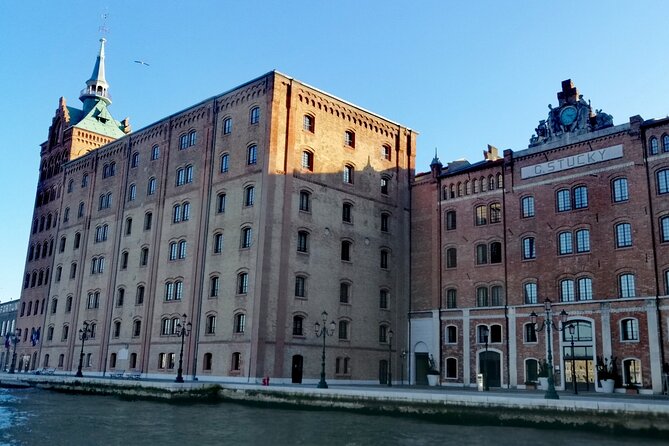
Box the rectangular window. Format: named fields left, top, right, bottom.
left=489, top=203, right=501, bottom=223
left=576, top=229, right=590, bottom=253
left=521, top=196, right=535, bottom=218
left=476, top=244, right=487, bottom=265
left=445, top=211, right=456, bottom=230
left=524, top=283, right=537, bottom=304
left=657, top=170, right=669, bottom=194
left=558, top=232, right=573, bottom=255
left=522, top=237, right=536, bottom=260
left=475, top=205, right=487, bottom=225
left=525, top=324, right=537, bottom=343
left=660, top=216, right=669, bottom=243
left=446, top=289, right=457, bottom=308
left=621, top=319, right=639, bottom=341
left=616, top=223, right=632, bottom=248
left=557, top=189, right=571, bottom=212
left=612, top=178, right=629, bottom=202
left=619, top=274, right=636, bottom=298
left=560, top=279, right=575, bottom=302
left=578, top=277, right=593, bottom=300
left=573, top=186, right=588, bottom=209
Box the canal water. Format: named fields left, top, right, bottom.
left=0, top=388, right=664, bottom=446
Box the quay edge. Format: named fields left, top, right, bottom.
left=2, top=375, right=667, bottom=438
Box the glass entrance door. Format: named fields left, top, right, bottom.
left=563, top=320, right=594, bottom=392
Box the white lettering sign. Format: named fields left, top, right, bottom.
left=521, top=145, right=623, bottom=179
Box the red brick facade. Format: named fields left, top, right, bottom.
left=410, top=82, right=669, bottom=393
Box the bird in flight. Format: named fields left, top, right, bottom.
left=134, top=60, right=150, bottom=66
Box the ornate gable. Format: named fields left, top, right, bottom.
left=529, top=79, right=613, bottom=147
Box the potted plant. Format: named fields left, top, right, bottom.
left=427, top=354, right=440, bottom=386
left=537, top=359, right=550, bottom=390
left=596, top=355, right=619, bottom=393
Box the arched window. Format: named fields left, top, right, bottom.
left=297, top=230, right=309, bottom=253
left=234, top=313, right=246, bottom=333
left=220, top=153, right=229, bottom=173
left=649, top=136, right=659, bottom=155
left=303, top=114, right=315, bottom=133
left=244, top=185, right=255, bottom=206
left=295, top=275, right=306, bottom=298
left=621, top=318, right=639, bottom=341
left=206, top=314, right=216, bottom=334
left=292, top=315, right=304, bottom=336
left=446, top=248, right=457, bottom=268
left=339, top=282, right=350, bottom=304
left=344, top=130, right=355, bottom=148
left=250, top=106, right=260, bottom=124
left=476, top=287, right=488, bottom=307
left=223, top=118, right=232, bottom=135
left=203, top=353, right=213, bottom=371
left=237, top=272, right=249, bottom=294
left=241, top=227, right=252, bottom=248
left=231, top=352, right=241, bottom=371
left=247, top=145, right=258, bottom=165
left=131, top=152, right=139, bottom=168
left=343, top=164, right=354, bottom=184
left=151, top=145, right=160, bottom=160
left=338, top=320, right=349, bottom=340
left=217, top=192, right=226, bottom=213
left=301, top=150, right=314, bottom=171
left=341, top=240, right=352, bottom=261
left=299, top=191, right=311, bottom=212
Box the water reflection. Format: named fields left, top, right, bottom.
left=0, top=388, right=663, bottom=446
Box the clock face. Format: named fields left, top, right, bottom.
left=560, top=106, right=578, bottom=125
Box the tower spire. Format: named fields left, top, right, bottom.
left=79, top=38, right=111, bottom=109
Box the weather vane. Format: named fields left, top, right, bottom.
left=99, top=8, right=109, bottom=36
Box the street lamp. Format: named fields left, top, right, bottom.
left=530, top=299, right=568, bottom=400
left=400, top=349, right=407, bottom=386
left=314, top=310, right=336, bottom=389
left=175, top=314, right=192, bottom=383
left=76, top=322, right=93, bottom=378
left=8, top=330, right=20, bottom=374
left=481, top=326, right=489, bottom=391
left=387, top=329, right=394, bottom=387
left=568, top=323, right=577, bottom=395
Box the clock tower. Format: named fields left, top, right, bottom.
left=529, top=79, right=613, bottom=147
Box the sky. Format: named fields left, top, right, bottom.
left=1, top=0, right=669, bottom=301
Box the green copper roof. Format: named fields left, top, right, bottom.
left=72, top=101, right=126, bottom=138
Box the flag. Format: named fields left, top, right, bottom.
left=4, top=333, right=8, bottom=349
left=30, top=328, right=37, bottom=346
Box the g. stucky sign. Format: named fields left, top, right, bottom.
left=521, top=144, right=623, bottom=179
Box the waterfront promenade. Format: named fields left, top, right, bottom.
left=1, top=371, right=668, bottom=436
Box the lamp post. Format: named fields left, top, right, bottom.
left=568, top=323, right=577, bottom=395
left=314, top=310, right=336, bottom=389
left=400, top=349, right=407, bottom=386
left=8, top=330, right=20, bottom=374
left=530, top=299, right=568, bottom=400
left=76, top=322, right=92, bottom=378
left=387, top=329, right=394, bottom=387
left=175, top=314, right=192, bottom=383
left=481, top=326, right=490, bottom=391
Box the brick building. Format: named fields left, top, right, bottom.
left=16, top=39, right=415, bottom=383
left=411, top=80, right=669, bottom=393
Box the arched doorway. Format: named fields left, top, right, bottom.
left=563, top=320, right=595, bottom=392
left=291, top=355, right=303, bottom=384
left=479, top=350, right=501, bottom=388
left=379, top=360, right=388, bottom=384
